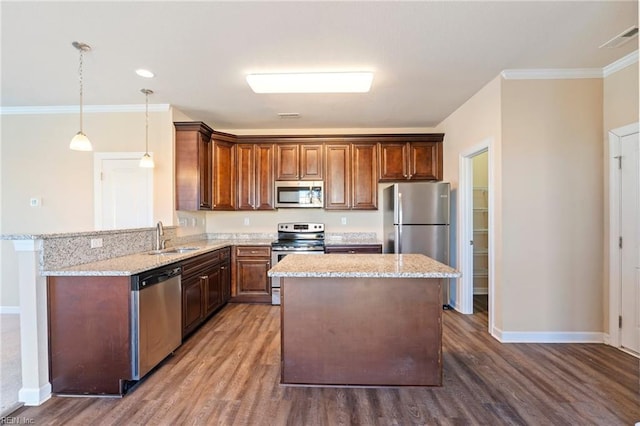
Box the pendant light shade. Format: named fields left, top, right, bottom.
left=70, top=41, right=93, bottom=151
left=139, top=89, right=155, bottom=168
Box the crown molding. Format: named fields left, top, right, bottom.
left=0, top=104, right=171, bottom=115
left=501, top=68, right=603, bottom=80
left=603, top=50, right=639, bottom=77
left=501, top=50, right=639, bottom=80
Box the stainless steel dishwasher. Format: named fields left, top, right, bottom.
left=131, top=265, right=182, bottom=380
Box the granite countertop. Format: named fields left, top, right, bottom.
left=323, top=232, right=382, bottom=246
left=268, top=253, right=461, bottom=279
left=44, top=238, right=273, bottom=277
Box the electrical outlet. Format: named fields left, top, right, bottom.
left=341, top=217, right=347, bottom=225
left=90, top=238, right=103, bottom=248
left=29, top=197, right=41, bottom=207
left=244, top=217, right=250, bottom=226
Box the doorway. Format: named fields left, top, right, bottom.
left=608, top=122, right=639, bottom=357
left=94, top=153, right=154, bottom=230
left=458, top=139, right=495, bottom=334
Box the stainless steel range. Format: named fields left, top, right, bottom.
left=271, top=222, right=325, bottom=305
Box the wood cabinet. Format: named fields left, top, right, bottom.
left=48, top=275, right=133, bottom=395
left=175, top=122, right=214, bottom=210
left=231, top=246, right=271, bottom=303
left=237, top=143, right=275, bottom=210
left=181, top=247, right=231, bottom=337
left=276, top=143, right=323, bottom=180
left=324, top=244, right=382, bottom=254
left=379, top=139, right=443, bottom=181
left=212, top=132, right=236, bottom=210
left=324, top=142, right=378, bottom=210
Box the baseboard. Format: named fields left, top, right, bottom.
left=0, top=306, right=20, bottom=314
left=19, top=383, right=51, bottom=406
left=492, top=327, right=605, bottom=343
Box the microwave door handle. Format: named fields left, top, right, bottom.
left=398, top=192, right=403, bottom=254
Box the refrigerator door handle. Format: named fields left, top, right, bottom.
left=398, top=192, right=403, bottom=253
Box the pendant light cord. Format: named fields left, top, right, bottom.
left=78, top=48, right=84, bottom=133
left=145, top=90, right=149, bottom=154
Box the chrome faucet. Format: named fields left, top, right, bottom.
left=155, top=221, right=166, bottom=250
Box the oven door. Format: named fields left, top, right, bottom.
left=270, top=250, right=324, bottom=305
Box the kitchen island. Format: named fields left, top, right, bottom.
left=268, top=253, right=460, bottom=387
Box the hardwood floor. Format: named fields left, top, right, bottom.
left=9, top=299, right=640, bottom=425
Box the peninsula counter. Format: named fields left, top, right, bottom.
left=268, top=253, right=460, bottom=387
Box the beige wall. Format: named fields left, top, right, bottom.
left=501, top=78, right=604, bottom=332
left=436, top=76, right=503, bottom=326
left=0, top=108, right=175, bottom=307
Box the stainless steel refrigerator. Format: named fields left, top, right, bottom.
left=383, top=182, right=451, bottom=308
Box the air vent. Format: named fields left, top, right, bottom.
left=599, top=25, right=639, bottom=49
left=277, top=112, right=300, bottom=119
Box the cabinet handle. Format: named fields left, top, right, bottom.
left=348, top=250, right=356, bottom=254
left=200, top=275, right=208, bottom=280
left=220, top=266, right=226, bottom=270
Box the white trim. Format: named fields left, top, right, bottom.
left=0, top=306, right=20, bottom=314
left=457, top=138, right=495, bottom=336
left=0, top=104, right=170, bottom=115
left=93, top=152, right=154, bottom=230
left=12, top=239, right=42, bottom=252
left=493, top=328, right=605, bottom=344
left=607, top=122, right=639, bottom=352
left=603, top=50, right=639, bottom=77
left=501, top=68, right=602, bottom=80
left=18, top=383, right=51, bottom=406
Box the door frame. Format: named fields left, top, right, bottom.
left=607, top=122, right=639, bottom=351
left=458, top=138, right=495, bottom=331
left=93, top=152, right=153, bottom=229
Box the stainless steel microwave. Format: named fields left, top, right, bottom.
left=274, top=181, right=323, bottom=208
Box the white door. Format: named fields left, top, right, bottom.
left=94, top=153, right=153, bottom=229
left=620, top=131, right=640, bottom=354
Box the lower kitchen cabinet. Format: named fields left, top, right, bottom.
left=181, top=247, right=231, bottom=338
left=325, top=244, right=382, bottom=254
left=231, top=246, right=272, bottom=303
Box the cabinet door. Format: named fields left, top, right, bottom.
left=255, top=144, right=275, bottom=210
left=204, top=268, right=222, bottom=316
left=300, top=144, right=323, bottom=180
left=236, top=144, right=255, bottom=210
left=409, top=142, right=442, bottom=181
left=379, top=143, right=408, bottom=181
left=213, top=139, right=236, bottom=210
left=276, top=144, right=299, bottom=180
left=220, top=260, right=231, bottom=303
left=351, top=143, right=378, bottom=210
left=183, top=277, right=204, bottom=337
left=325, top=144, right=351, bottom=210
left=236, top=258, right=271, bottom=302
left=175, top=122, right=213, bottom=211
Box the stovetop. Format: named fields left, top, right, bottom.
left=271, top=222, right=325, bottom=252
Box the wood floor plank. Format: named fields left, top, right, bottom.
left=8, top=297, right=640, bottom=425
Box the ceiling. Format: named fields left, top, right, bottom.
left=1, top=1, right=637, bottom=130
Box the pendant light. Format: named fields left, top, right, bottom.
left=139, top=89, right=155, bottom=168
left=69, top=41, right=93, bottom=151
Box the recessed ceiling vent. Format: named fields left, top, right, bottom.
left=599, top=25, right=639, bottom=49
left=277, top=112, right=300, bottom=119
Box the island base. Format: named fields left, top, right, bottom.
left=280, top=277, right=443, bottom=387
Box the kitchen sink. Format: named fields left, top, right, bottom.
left=147, top=247, right=200, bottom=255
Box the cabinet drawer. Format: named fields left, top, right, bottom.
left=235, top=246, right=270, bottom=257
left=325, top=245, right=382, bottom=254
left=181, top=251, right=221, bottom=278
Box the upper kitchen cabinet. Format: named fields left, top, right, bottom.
left=236, top=143, right=275, bottom=210
left=211, top=132, right=237, bottom=210
left=175, top=122, right=214, bottom=211
left=275, top=143, right=323, bottom=181
left=324, top=142, right=378, bottom=210
left=378, top=135, right=444, bottom=181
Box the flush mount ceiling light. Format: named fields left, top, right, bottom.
left=246, top=72, right=373, bottom=93
left=136, top=69, right=155, bottom=78
left=139, top=89, right=155, bottom=168
left=69, top=41, right=93, bottom=151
